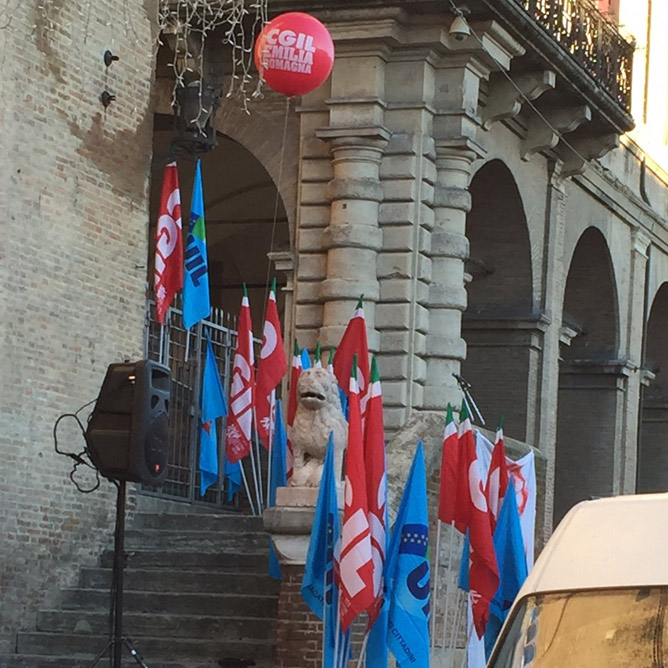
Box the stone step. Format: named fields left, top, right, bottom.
left=14, top=632, right=274, bottom=660
left=100, top=549, right=269, bottom=571
left=79, top=567, right=278, bottom=594
left=60, top=589, right=278, bottom=618
left=37, top=610, right=275, bottom=640
left=122, top=529, right=269, bottom=551
left=2, top=655, right=188, bottom=668
left=133, top=512, right=265, bottom=532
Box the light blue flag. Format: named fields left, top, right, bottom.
left=200, top=333, right=227, bottom=496
left=458, top=530, right=470, bottom=592
left=183, top=159, right=211, bottom=329
left=268, top=400, right=288, bottom=580
left=386, top=442, right=431, bottom=668
left=301, top=433, right=345, bottom=668
left=484, top=479, right=528, bottom=657
left=224, top=456, right=241, bottom=502
left=301, top=347, right=312, bottom=370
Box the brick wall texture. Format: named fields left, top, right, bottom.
left=0, top=0, right=156, bottom=652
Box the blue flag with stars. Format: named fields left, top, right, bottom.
left=386, top=441, right=431, bottom=668
left=183, top=159, right=211, bottom=329
left=199, top=332, right=227, bottom=496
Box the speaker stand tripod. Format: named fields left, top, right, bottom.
left=88, top=480, right=150, bottom=668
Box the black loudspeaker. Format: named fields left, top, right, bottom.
left=86, top=360, right=171, bottom=485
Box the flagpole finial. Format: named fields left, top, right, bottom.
left=242, top=283, right=249, bottom=298
left=446, top=403, right=454, bottom=422
left=293, top=339, right=300, bottom=355
left=328, top=347, right=335, bottom=365
left=356, top=295, right=364, bottom=309
left=498, top=414, right=504, bottom=430
left=315, top=341, right=322, bottom=361
left=459, top=401, right=471, bottom=422
left=270, top=277, right=277, bottom=294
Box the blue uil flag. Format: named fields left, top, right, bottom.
left=386, top=442, right=431, bottom=668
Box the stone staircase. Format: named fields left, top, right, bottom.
left=3, top=511, right=279, bottom=668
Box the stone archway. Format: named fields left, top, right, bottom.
left=462, top=159, right=537, bottom=442
left=554, top=227, right=621, bottom=523
left=637, top=283, right=668, bottom=492
left=150, top=124, right=290, bottom=326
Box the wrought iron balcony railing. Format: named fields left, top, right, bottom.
left=513, top=0, right=634, bottom=114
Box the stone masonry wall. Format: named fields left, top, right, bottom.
left=0, top=0, right=156, bottom=652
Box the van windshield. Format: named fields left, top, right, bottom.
left=488, top=588, right=668, bottom=668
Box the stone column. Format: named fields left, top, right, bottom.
left=554, top=360, right=633, bottom=523
left=316, top=127, right=389, bottom=352
left=424, top=140, right=483, bottom=410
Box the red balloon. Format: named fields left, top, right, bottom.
left=254, top=12, right=335, bottom=97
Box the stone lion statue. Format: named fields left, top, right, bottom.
left=288, top=367, right=348, bottom=487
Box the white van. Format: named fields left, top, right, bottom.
left=487, top=493, right=668, bottom=667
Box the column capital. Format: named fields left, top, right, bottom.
left=434, top=136, right=486, bottom=162
left=316, top=125, right=391, bottom=147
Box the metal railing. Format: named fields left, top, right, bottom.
left=512, top=0, right=634, bottom=113
left=142, top=296, right=260, bottom=509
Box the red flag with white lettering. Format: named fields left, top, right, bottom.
left=154, top=162, right=183, bottom=324
left=364, top=356, right=387, bottom=625
left=256, top=279, right=287, bottom=448
left=438, top=403, right=460, bottom=527
left=225, top=286, right=255, bottom=464
left=333, top=297, right=371, bottom=419
left=485, top=417, right=509, bottom=533
left=459, top=403, right=499, bottom=638
left=340, top=356, right=375, bottom=631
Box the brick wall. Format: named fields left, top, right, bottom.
left=0, top=0, right=156, bottom=652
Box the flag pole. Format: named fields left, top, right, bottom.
left=265, top=390, right=276, bottom=504
left=251, top=412, right=265, bottom=510
left=458, top=597, right=477, bottom=668
left=355, top=632, right=369, bottom=668
left=432, top=519, right=442, bottom=652
left=248, top=433, right=263, bottom=514
left=448, top=586, right=466, bottom=668
left=322, top=563, right=328, bottom=668
left=239, top=462, right=257, bottom=516
left=441, top=522, right=458, bottom=668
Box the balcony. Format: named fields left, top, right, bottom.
left=513, top=0, right=633, bottom=114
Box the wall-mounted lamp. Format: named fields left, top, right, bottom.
left=172, top=79, right=222, bottom=155
left=449, top=6, right=471, bottom=41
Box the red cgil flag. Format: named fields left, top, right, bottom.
left=339, top=355, right=375, bottom=631
left=226, top=286, right=255, bottom=464
left=438, top=403, right=460, bottom=527
left=333, top=296, right=371, bottom=420
left=364, top=356, right=387, bottom=625
left=458, top=402, right=499, bottom=638
left=256, top=279, right=287, bottom=449
left=154, top=162, right=183, bottom=324
left=485, top=416, right=509, bottom=533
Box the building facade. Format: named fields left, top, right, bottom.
left=3, top=0, right=668, bottom=659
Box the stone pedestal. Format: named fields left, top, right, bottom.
left=264, top=486, right=340, bottom=668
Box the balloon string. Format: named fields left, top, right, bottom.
left=262, top=94, right=291, bottom=326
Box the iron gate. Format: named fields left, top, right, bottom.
left=142, top=296, right=259, bottom=509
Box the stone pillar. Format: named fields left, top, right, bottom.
left=554, top=360, right=633, bottom=523
left=424, top=140, right=483, bottom=410
left=462, top=314, right=550, bottom=441
left=316, top=127, right=389, bottom=352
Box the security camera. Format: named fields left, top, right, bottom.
left=449, top=13, right=471, bottom=41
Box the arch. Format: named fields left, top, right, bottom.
left=149, top=124, right=290, bottom=326
left=215, top=96, right=299, bottom=246
left=462, top=159, right=536, bottom=442
left=554, top=226, right=621, bottom=523
left=637, top=282, right=668, bottom=492
left=561, top=226, right=619, bottom=361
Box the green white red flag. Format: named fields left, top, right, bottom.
left=333, top=297, right=370, bottom=419
left=256, top=279, right=287, bottom=448
left=438, top=403, right=460, bottom=526
left=364, top=356, right=387, bottom=625
left=154, top=162, right=183, bottom=324
left=225, top=286, right=255, bottom=464
left=285, top=340, right=302, bottom=478
left=458, top=402, right=499, bottom=638
left=485, top=417, right=509, bottom=532
left=339, top=355, right=375, bottom=631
